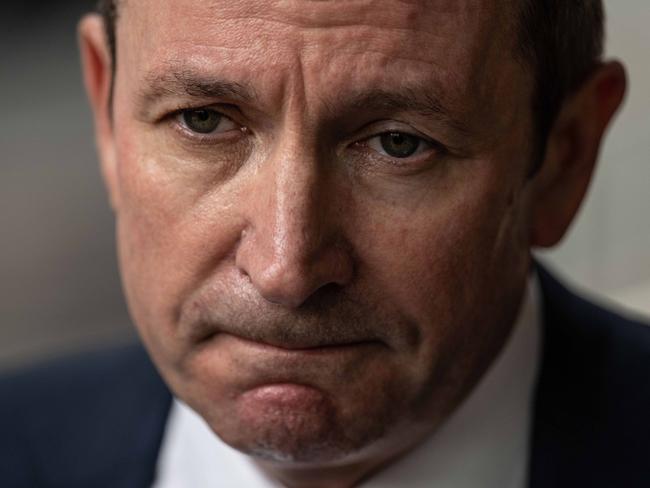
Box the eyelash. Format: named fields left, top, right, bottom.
left=168, top=107, right=248, bottom=145
left=355, top=130, right=445, bottom=164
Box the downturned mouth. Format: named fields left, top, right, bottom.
left=208, top=331, right=383, bottom=353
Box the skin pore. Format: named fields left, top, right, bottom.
left=80, top=1, right=625, bottom=487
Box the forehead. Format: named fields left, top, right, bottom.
left=117, top=0, right=523, bottom=125
left=121, top=0, right=512, bottom=44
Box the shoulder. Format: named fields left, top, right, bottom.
left=531, top=266, right=650, bottom=487
left=537, top=265, right=650, bottom=400
left=0, top=343, right=172, bottom=487
left=0, top=343, right=166, bottom=409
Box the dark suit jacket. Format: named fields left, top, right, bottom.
left=2, top=268, right=649, bottom=487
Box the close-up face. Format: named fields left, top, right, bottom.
left=86, top=0, right=542, bottom=472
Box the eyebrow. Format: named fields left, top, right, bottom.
left=136, top=68, right=257, bottom=116
left=344, top=88, right=471, bottom=135
left=136, top=67, right=470, bottom=134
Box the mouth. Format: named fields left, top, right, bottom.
left=205, top=333, right=387, bottom=402
left=187, top=331, right=385, bottom=392
left=203, top=331, right=384, bottom=355
left=181, top=326, right=392, bottom=405
left=251, top=335, right=382, bottom=356
left=184, top=314, right=387, bottom=354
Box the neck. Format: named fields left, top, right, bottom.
left=253, top=422, right=440, bottom=488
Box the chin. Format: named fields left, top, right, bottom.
left=196, top=382, right=397, bottom=466
left=219, top=419, right=389, bottom=466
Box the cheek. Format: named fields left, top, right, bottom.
left=113, top=132, right=244, bottom=357
left=115, top=154, right=186, bottom=355
left=353, top=166, right=530, bottom=394
left=361, top=185, right=518, bottom=317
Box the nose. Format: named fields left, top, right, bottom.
left=235, top=143, right=354, bottom=308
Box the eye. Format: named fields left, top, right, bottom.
left=177, top=108, right=238, bottom=134
left=367, top=132, right=432, bottom=159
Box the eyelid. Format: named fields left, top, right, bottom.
left=365, top=132, right=434, bottom=159
left=360, top=119, right=431, bottom=138
left=168, top=107, right=248, bottom=144
left=357, top=121, right=446, bottom=157
left=362, top=120, right=441, bottom=147
left=176, top=108, right=237, bottom=130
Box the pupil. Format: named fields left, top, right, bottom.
left=380, top=132, right=420, bottom=158
left=184, top=109, right=221, bottom=134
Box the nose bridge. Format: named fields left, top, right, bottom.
left=257, top=55, right=317, bottom=249
left=269, top=139, right=322, bottom=263
left=235, top=128, right=352, bottom=307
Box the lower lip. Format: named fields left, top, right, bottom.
left=242, top=383, right=326, bottom=406
left=237, top=382, right=335, bottom=422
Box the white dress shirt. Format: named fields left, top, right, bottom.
left=154, top=276, right=541, bottom=488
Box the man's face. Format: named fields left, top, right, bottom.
left=105, top=0, right=535, bottom=469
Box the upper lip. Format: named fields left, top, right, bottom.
left=185, top=319, right=381, bottom=351
left=178, top=293, right=390, bottom=351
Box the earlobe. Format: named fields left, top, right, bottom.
left=530, top=61, right=627, bottom=248
left=78, top=13, right=120, bottom=211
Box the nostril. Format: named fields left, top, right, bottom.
left=254, top=261, right=315, bottom=307
left=234, top=223, right=354, bottom=308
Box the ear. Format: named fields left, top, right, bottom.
left=530, top=61, right=627, bottom=248
left=79, top=13, right=120, bottom=211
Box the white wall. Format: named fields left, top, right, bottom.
left=539, top=0, right=650, bottom=319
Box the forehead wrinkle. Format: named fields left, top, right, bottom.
left=205, top=0, right=489, bottom=31
left=124, top=0, right=515, bottom=77
left=123, top=0, right=524, bottom=138
left=122, top=0, right=514, bottom=55
left=124, top=0, right=497, bottom=52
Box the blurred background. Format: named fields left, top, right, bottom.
left=1, top=1, right=648, bottom=371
